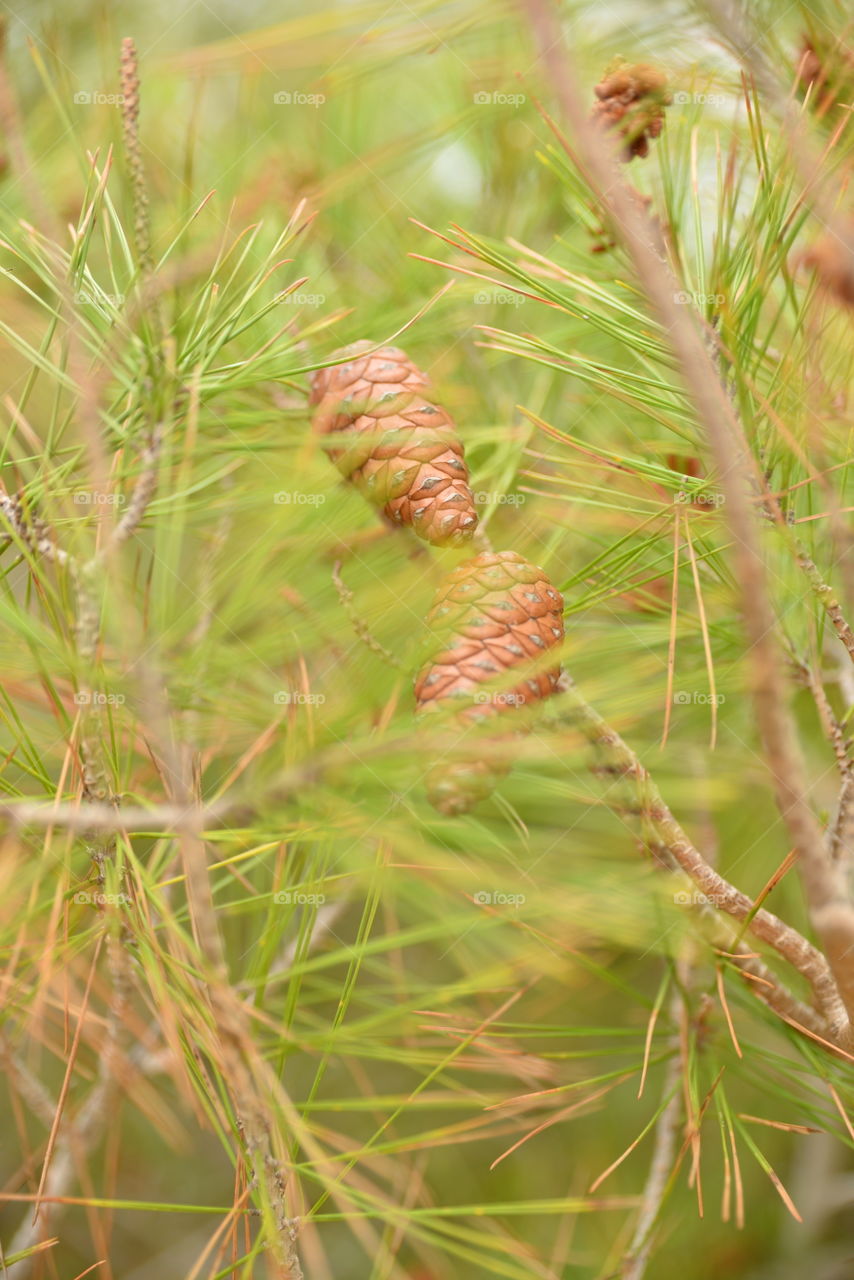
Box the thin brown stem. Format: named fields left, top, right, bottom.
left=558, top=679, right=847, bottom=1042
left=797, top=544, right=854, bottom=669
left=621, top=997, right=683, bottom=1280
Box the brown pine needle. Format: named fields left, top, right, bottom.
left=408, top=252, right=558, bottom=309
left=661, top=504, right=681, bottom=749
left=490, top=1081, right=621, bottom=1171
left=794, top=507, right=854, bottom=524
left=750, top=848, right=799, bottom=915
left=777, top=1015, right=854, bottom=1062
left=32, top=936, right=104, bottom=1223
left=683, top=515, right=719, bottom=749
left=185, top=1183, right=254, bottom=1280
left=716, top=967, right=743, bottom=1058
left=736, top=1114, right=818, bottom=1135
left=828, top=1083, right=854, bottom=1141
left=735, top=1111, right=804, bottom=1223
left=681, top=1068, right=727, bottom=1220
left=728, top=1119, right=745, bottom=1229
left=486, top=1069, right=636, bottom=1113
left=720, top=1126, right=732, bottom=1223
left=638, top=979, right=669, bottom=1099
left=212, top=720, right=285, bottom=796
left=589, top=1087, right=679, bottom=1192
left=764, top=1164, right=803, bottom=1221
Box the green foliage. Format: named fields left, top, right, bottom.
left=0, top=2, right=853, bottom=1278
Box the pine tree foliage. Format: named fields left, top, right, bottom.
left=0, top=2, right=852, bottom=1278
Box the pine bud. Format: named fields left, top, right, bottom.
left=591, top=60, right=669, bottom=161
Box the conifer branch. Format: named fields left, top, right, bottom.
left=797, top=544, right=854, bottom=669
left=557, top=679, right=848, bottom=1043
left=523, top=0, right=854, bottom=1036
left=621, top=992, right=683, bottom=1280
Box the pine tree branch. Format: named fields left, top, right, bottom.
left=4, top=929, right=132, bottom=1276
left=797, top=545, right=854, bottom=669
left=797, top=660, right=852, bottom=779
left=106, top=424, right=163, bottom=551
left=557, top=679, right=848, bottom=1042
left=621, top=995, right=683, bottom=1280
left=522, top=0, right=854, bottom=1038
left=828, top=661, right=854, bottom=879
left=829, top=774, right=854, bottom=869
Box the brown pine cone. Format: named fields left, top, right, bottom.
left=797, top=37, right=854, bottom=118
left=798, top=227, right=854, bottom=309
left=309, top=341, right=478, bottom=547
left=591, top=61, right=669, bottom=161
left=415, top=550, right=564, bottom=814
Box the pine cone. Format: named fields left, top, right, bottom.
left=309, top=341, right=478, bottom=547
left=415, top=550, right=564, bottom=814
left=591, top=60, right=669, bottom=161
left=797, top=37, right=854, bottom=117
left=798, top=227, right=854, bottom=309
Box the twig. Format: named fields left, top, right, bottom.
left=0, top=1039, right=57, bottom=1128
left=332, top=561, right=405, bottom=671
left=621, top=998, right=683, bottom=1280
left=160, top=722, right=303, bottom=1278
left=0, top=491, right=73, bottom=568
left=0, top=756, right=323, bottom=833
left=5, top=927, right=133, bottom=1275
left=797, top=544, right=854, bottom=669
left=135, top=653, right=308, bottom=1269
left=557, top=678, right=847, bottom=1040
left=829, top=659, right=854, bottom=877
left=106, top=424, right=163, bottom=551
left=829, top=775, right=854, bottom=870
left=473, top=525, right=495, bottom=556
